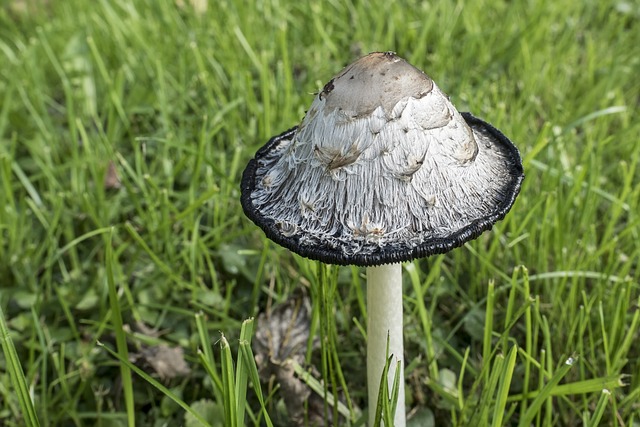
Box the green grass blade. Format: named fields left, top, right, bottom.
left=483, top=280, right=496, bottom=385
left=479, top=353, right=504, bottom=425
left=587, top=389, right=611, bottom=427
left=612, top=295, right=640, bottom=373
left=197, top=350, right=223, bottom=398
left=492, top=345, right=518, bottom=427
left=375, top=355, right=392, bottom=427
left=0, top=304, right=40, bottom=427
left=389, top=359, right=401, bottom=423
left=508, top=375, right=625, bottom=400
left=239, top=338, right=274, bottom=427
left=220, top=334, right=238, bottom=427
left=234, top=318, right=254, bottom=425
left=105, top=229, right=135, bottom=427
left=457, top=347, right=471, bottom=411
left=195, top=312, right=223, bottom=403
left=518, top=355, right=577, bottom=427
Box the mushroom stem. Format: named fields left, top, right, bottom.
left=367, top=263, right=405, bottom=427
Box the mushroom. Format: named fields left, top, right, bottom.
left=241, top=52, right=524, bottom=426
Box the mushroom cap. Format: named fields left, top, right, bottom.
left=241, top=52, right=524, bottom=267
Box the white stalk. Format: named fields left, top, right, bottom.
left=367, top=263, right=405, bottom=427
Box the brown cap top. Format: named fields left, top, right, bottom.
left=320, top=51, right=434, bottom=118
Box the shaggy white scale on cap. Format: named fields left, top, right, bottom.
left=242, top=52, right=523, bottom=266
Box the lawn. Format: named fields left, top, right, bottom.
left=1, top=0, right=639, bottom=426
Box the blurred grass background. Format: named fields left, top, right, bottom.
left=0, top=0, right=639, bottom=425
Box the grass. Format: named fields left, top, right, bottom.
left=1, top=0, right=639, bottom=425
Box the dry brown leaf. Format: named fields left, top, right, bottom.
left=139, top=344, right=191, bottom=380
left=127, top=322, right=190, bottom=381
left=254, top=293, right=343, bottom=426
left=104, top=161, right=121, bottom=190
